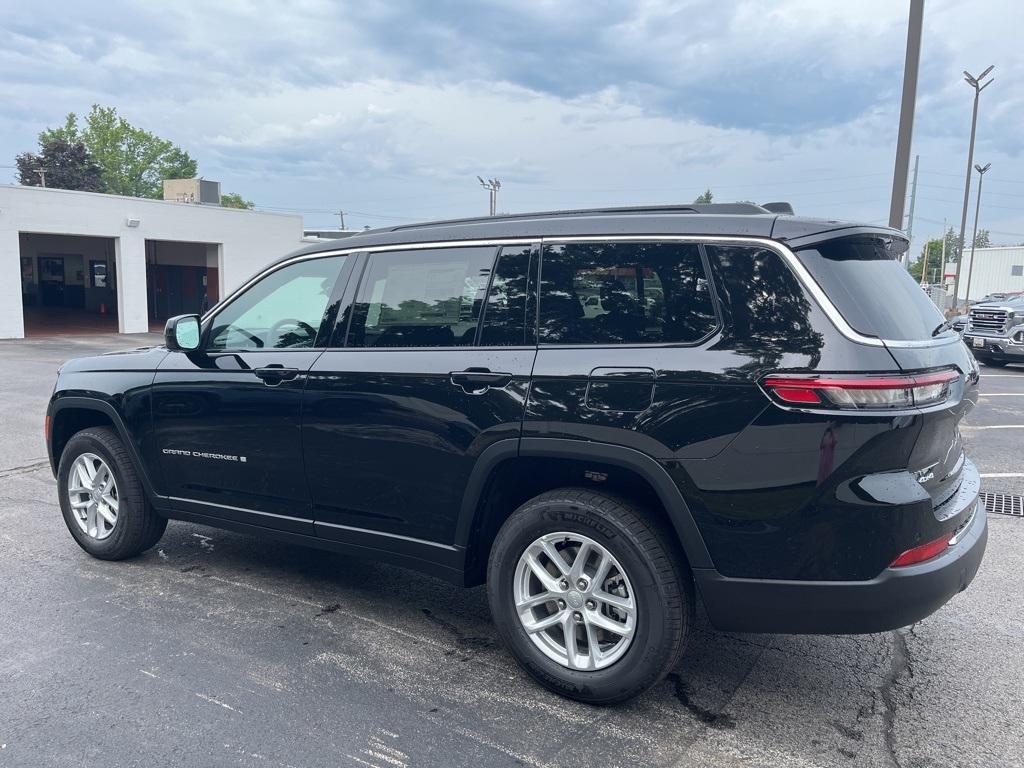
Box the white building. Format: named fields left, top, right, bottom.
left=945, top=245, right=1024, bottom=303
left=0, top=184, right=304, bottom=339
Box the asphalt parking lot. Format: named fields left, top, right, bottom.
left=1, top=334, right=1022, bottom=768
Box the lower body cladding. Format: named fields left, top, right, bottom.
left=964, top=333, right=1024, bottom=362
left=693, top=469, right=986, bottom=634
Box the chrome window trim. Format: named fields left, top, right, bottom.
left=201, top=241, right=527, bottom=335
left=312, top=346, right=536, bottom=354
left=204, top=233, right=954, bottom=352
left=200, top=249, right=356, bottom=352
left=540, top=235, right=886, bottom=348
left=201, top=248, right=359, bottom=324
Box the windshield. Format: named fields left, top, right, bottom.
left=795, top=236, right=944, bottom=341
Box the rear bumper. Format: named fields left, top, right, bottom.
left=694, top=473, right=987, bottom=634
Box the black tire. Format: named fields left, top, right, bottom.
left=487, top=487, right=694, bottom=704
left=57, top=426, right=167, bottom=560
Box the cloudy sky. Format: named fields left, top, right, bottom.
left=2, top=0, right=1022, bottom=256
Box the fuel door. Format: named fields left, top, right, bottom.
left=584, top=366, right=656, bottom=412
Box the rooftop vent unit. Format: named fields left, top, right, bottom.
left=162, top=178, right=222, bottom=206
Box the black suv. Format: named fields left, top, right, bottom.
left=46, top=204, right=986, bottom=703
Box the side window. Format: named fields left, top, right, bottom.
left=348, top=247, right=495, bottom=348
left=207, top=255, right=347, bottom=350
left=538, top=242, right=717, bottom=345
left=704, top=244, right=822, bottom=355
left=479, top=245, right=533, bottom=346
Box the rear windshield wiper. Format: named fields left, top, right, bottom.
left=932, top=318, right=956, bottom=337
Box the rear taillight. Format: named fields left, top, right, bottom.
left=890, top=535, right=950, bottom=567
left=761, top=369, right=959, bottom=410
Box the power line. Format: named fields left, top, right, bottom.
left=916, top=181, right=1024, bottom=200
left=921, top=169, right=1024, bottom=187
left=913, top=195, right=1021, bottom=212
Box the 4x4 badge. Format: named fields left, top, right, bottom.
left=914, top=463, right=937, bottom=484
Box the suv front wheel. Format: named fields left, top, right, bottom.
left=487, top=488, right=693, bottom=704
left=57, top=426, right=167, bottom=560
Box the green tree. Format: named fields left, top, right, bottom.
left=694, top=188, right=713, bottom=204
left=37, top=106, right=197, bottom=198
left=15, top=136, right=102, bottom=192
left=972, top=229, right=991, bottom=249
left=220, top=192, right=254, bottom=209
left=908, top=238, right=946, bottom=283
left=944, top=226, right=962, bottom=263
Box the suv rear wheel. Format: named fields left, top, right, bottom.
left=487, top=488, right=693, bottom=704
left=57, top=427, right=167, bottom=560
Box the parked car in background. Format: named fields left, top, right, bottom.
left=46, top=203, right=986, bottom=704
left=970, top=291, right=1024, bottom=306
left=964, top=295, right=1024, bottom=367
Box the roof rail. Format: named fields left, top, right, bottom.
left=386, top=202, right=774, bottom=232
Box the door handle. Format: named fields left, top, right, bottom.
left=254, top=365, right=299, bottom=386
left=450, top=368, right=513, bottom=394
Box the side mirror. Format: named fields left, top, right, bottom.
left=164, top=314, right=201, bottom=352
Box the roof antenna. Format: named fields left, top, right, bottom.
left=761, top=202, right=795, bottom=215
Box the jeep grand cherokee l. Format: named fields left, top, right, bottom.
left=47, top=204, right=986, bottom=704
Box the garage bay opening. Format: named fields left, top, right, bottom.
left=19, top=233, right=118, bottom=336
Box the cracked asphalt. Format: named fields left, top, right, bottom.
left=1, top=334, right=1022, bottom=768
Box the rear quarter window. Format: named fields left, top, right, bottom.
left=538, top=241, right=717, bottom=345
left=795, top=236, right=943, bottom=341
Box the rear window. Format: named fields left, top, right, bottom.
left=795, top=236, right=943, bottom=341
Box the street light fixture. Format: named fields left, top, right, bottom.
left=963, top=162, right=991, bottom=305
left=951, top=65, right=994, bottom=308
left=478, top=177, right=501, bottom=216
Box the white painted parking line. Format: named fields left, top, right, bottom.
left=961, top=425, right=1024, bottom=430
left=979, top=393, right=1024, bottom=397
left=980, top=473, right=1024, bottom=478
left=980, top=374, right=1024, bottom=378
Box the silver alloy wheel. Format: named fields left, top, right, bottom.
left=513, top=531, right=637, bottom=670
left=67, top=452, right=119, bottom=540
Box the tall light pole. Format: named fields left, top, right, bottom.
left=963, top=162, right=991, bottom=306
left=951, top=65, right=994, bottom=308
left=888, top=0, right=924, bottom=235
left=477, top=177, right=501, bottom=216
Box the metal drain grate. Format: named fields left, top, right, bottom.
left=979, top=491, right=1024, bottom=517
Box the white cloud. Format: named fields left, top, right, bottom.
left=0, top=0, right=1021, bottom=246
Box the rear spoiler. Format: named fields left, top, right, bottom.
left=775, top=224, right=909, bottom=253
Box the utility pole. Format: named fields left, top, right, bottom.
left=905, top=154, right=919, bottom=245
left=964, top=162, right=991, bottom=305
left=34, top=168, right=47, bottom=187
left=336, top=210, right=346, bottom=230
left=888, top=0, right=924, bottom=232
left=477, top=177, right=501, bottom=216
left=952, top=65, right=994, bottom=308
